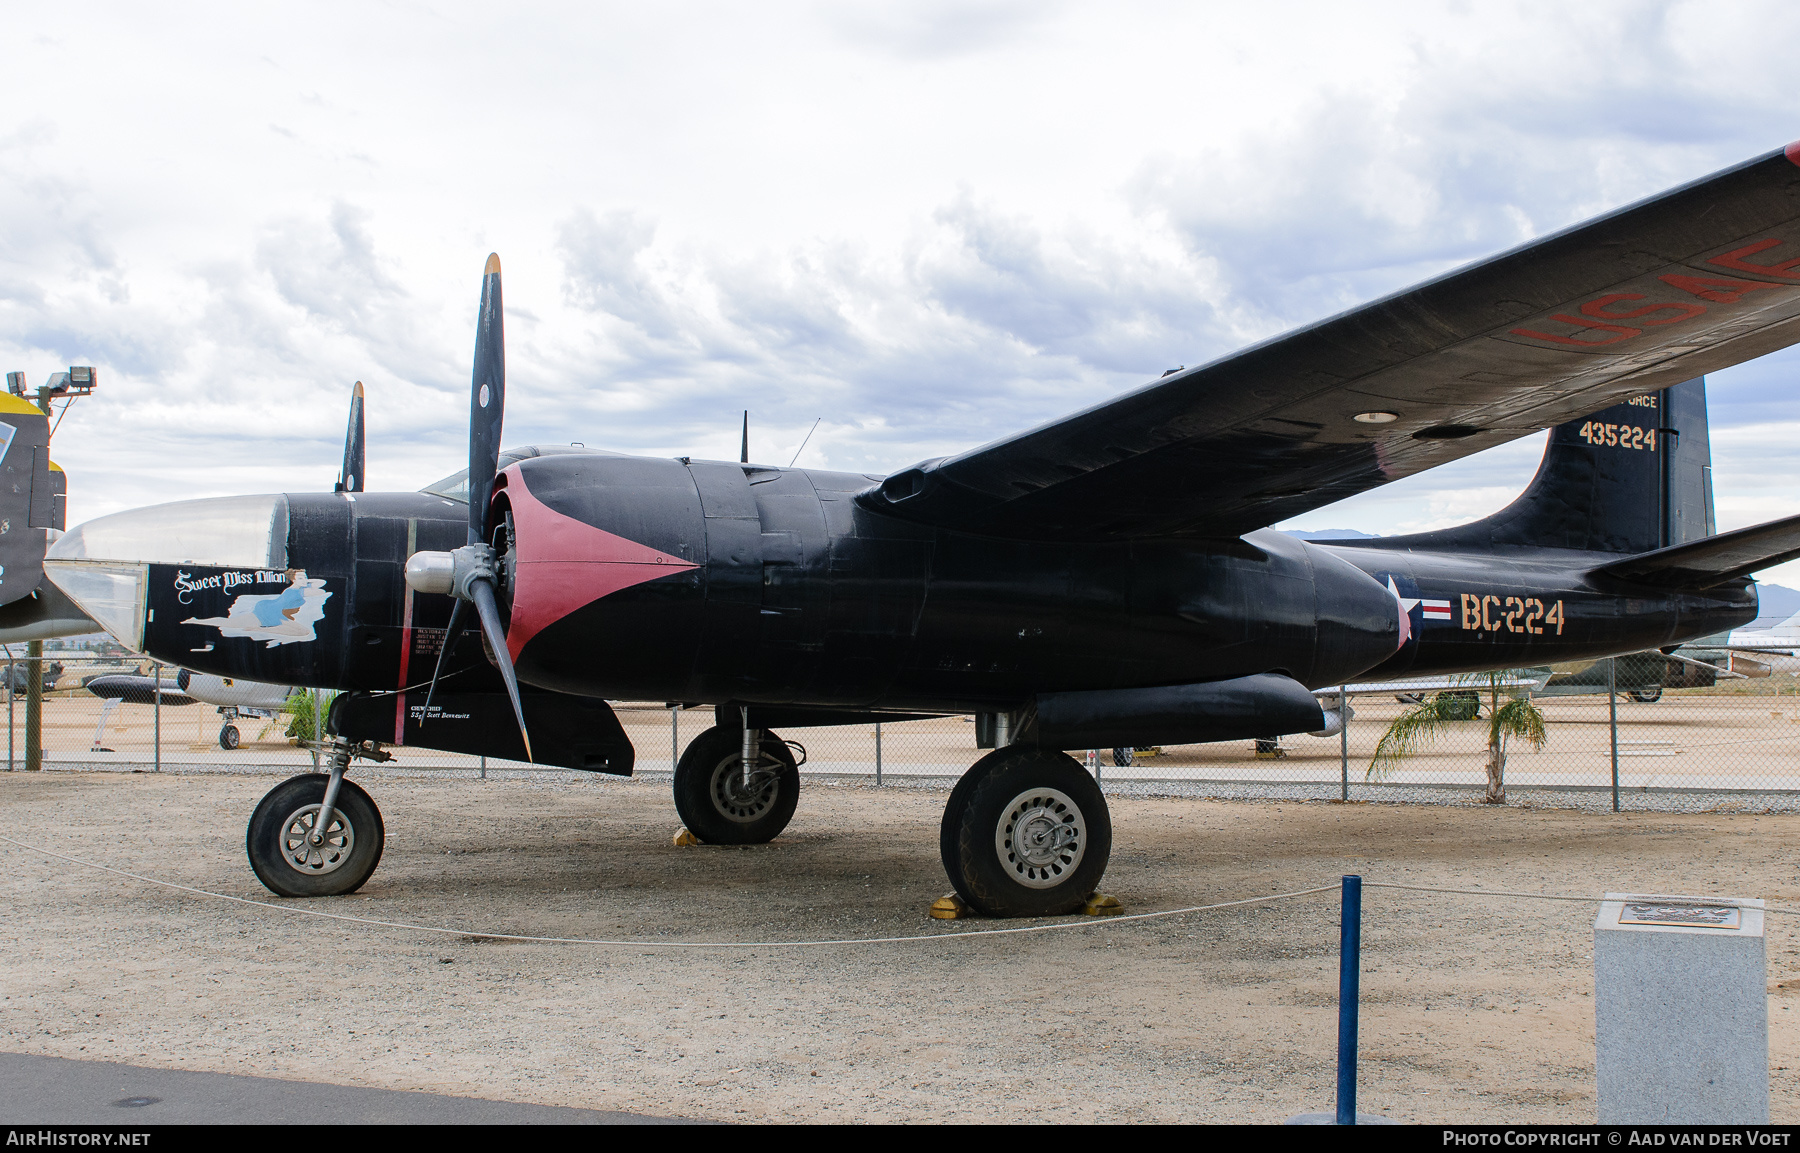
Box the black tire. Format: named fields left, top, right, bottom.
left=1629, top=687, right=1663, bottom=703
left=1436, top=690, right=1481, bottom=721
left=1110, top=747, right=1133, bottom=768
left=246, top=774, right=385, bottom=898
left=672, top=725, right=800, bottom=845
left=219, top=724, right=240, bottom=750
left=940, top=746, right=1113, bottom=918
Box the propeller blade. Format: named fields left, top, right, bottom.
left=468, top=254, right=506, bottom=546
left=740, top=410, right=748, bottom=464
left=335, top=381, right=365, bottom=493
left=423, top=597, right=469, bottom=711
left=469, top=577, right=532, bottom=761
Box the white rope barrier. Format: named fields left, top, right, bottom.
left=1365, top=880, right=1800, bottom=915
left=8, top=831, right=1793, bottom=950
left=0, top=833, right=1333, bottom=949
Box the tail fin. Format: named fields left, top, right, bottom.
left=1399, top=377, right=1713, bottom=555
left=0, top=393, right=63, bottom=607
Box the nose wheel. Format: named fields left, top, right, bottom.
left=247, top=773, right=385, bottom=896
left=672, top=724, right=801, bottom=844
left=246, top=740, right=392, bottom=897
left=219, top=724, right=240, bottom=750
left=940, top=747, right=1112, bottom=918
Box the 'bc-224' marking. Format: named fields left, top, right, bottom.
left=1460, top=594, right=1566, bottom=636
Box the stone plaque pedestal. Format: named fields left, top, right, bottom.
left=1594, top=893, right=1767, bottom=1124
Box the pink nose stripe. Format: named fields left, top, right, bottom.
left=500, top=465, right=699, bottom=660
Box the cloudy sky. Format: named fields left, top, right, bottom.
left=5, top=2, right=1800, bottom=579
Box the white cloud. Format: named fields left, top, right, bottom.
left=0, top=0, right=1795, bottom=545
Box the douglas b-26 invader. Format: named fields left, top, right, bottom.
left=42, top=142, right=1800, bottom=916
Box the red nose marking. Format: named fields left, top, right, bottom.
left=1788, top=140, right=1800, bottom=168
left=500, top=465, right=698, bottom=660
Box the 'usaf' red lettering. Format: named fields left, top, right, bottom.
left=1706, top=238, right=1800, bottom=281
left=1657, top=273, right=1780, bottom=304
left=1510, top=237, right=1799, bottom=348
left=1577, top=293, right=1704, bottom=325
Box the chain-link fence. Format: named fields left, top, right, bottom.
left=11, top=652, right=1800, bottom=807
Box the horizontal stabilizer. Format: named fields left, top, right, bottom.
left=1594, top=512, right=1800, bottom=589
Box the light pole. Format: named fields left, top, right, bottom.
left=5, top=367, right=97, bottom=772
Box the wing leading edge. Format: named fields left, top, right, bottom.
left=859, top=143, right=1800, bottom=542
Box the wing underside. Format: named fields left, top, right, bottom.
left=860, top=145, right=1800, bottom=541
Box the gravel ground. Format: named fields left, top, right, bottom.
left=5, top=769, right=1800, bottom=1124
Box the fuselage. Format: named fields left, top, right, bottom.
left=52, top=448, right=1755, bottom=717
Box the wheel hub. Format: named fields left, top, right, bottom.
left=279, top=804, right=355, bottom=875
left=709, top=756, right=781, bottom=823
left=995, top=787, right=1087, bottom=889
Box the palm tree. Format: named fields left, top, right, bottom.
left=1369, top=671, right=1547, bottom=803
left=280, top=690, right=337, bottom=743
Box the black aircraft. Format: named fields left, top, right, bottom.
left=43, top=143, right=1800, bottom=916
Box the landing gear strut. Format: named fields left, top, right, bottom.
left=672, top=718, right=801, bottom=845
left=940, top=746, right=1113, bottom=918
left=246, top=739, right=392, bottom=897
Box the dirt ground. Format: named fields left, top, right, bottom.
left=4, top=771, right=1800, bottom=1124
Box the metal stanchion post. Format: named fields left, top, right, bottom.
left=153, top=662, right=162, bottom=773
left=5, top=649, right=13, bottom=772
left=875, top=721, right=883, bottom=787
left=480, top=756, right=486, bottom=779
left=1336, top=874, right=1363, bottom=1125
left=671, top=705, right=679, bottom=770
left=1609, top=657, right=1620, bottom=813
left=25, top=638, right=41, bottom=771
left=1339, top=684, right=1349, bottom=802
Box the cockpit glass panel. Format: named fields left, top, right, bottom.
left=421, top=470, right=471, bottom=502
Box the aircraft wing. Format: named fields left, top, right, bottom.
left=860, top=144, right=1800, bottom=541
left=1328, top=671, right=1552, bottom=696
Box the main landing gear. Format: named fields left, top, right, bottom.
left=246, top=740, right=392, bottom=897
left=673, top=718, right=802, bottom=845
left=673, top=714, right=1115, bottom=918
left=940, top=746, right=1112, bottom=918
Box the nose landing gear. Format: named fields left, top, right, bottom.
left=246, top=739, right=392, bottom=897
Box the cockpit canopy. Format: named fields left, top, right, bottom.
left=421, top=445, right=624, bottom=503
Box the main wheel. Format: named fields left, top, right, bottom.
left=246, top=774, right=385, bottom=897
left=219, top=724, right=241, bottom=750
left=1629, top=687, right=1663, bottom=703
left=1436, top=690, right=1481, bottom=720
left=940, top=746, right=1113, bottom=918
left=1110, top=747, right=1133, bottom=767
left=672, top=725, right=800, bottom=845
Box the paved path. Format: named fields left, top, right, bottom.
left=1, top=1052, right=695, bottom=1125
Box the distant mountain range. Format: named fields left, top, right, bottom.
left=1748, top=584, right=1800, bottom=629
left=1281, top=528, right=1380, bottom=541
left=1281, top=529, right=1799, bottom=629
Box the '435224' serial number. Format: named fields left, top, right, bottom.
left=1578, top=421, right=1657, bottom=450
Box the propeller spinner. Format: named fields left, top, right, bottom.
left=403, top=254, right=533, bottom=759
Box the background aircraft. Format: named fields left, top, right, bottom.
left=83, top=669, right=297, bottom=751
left=42, top=143, right=1800, bottom=917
